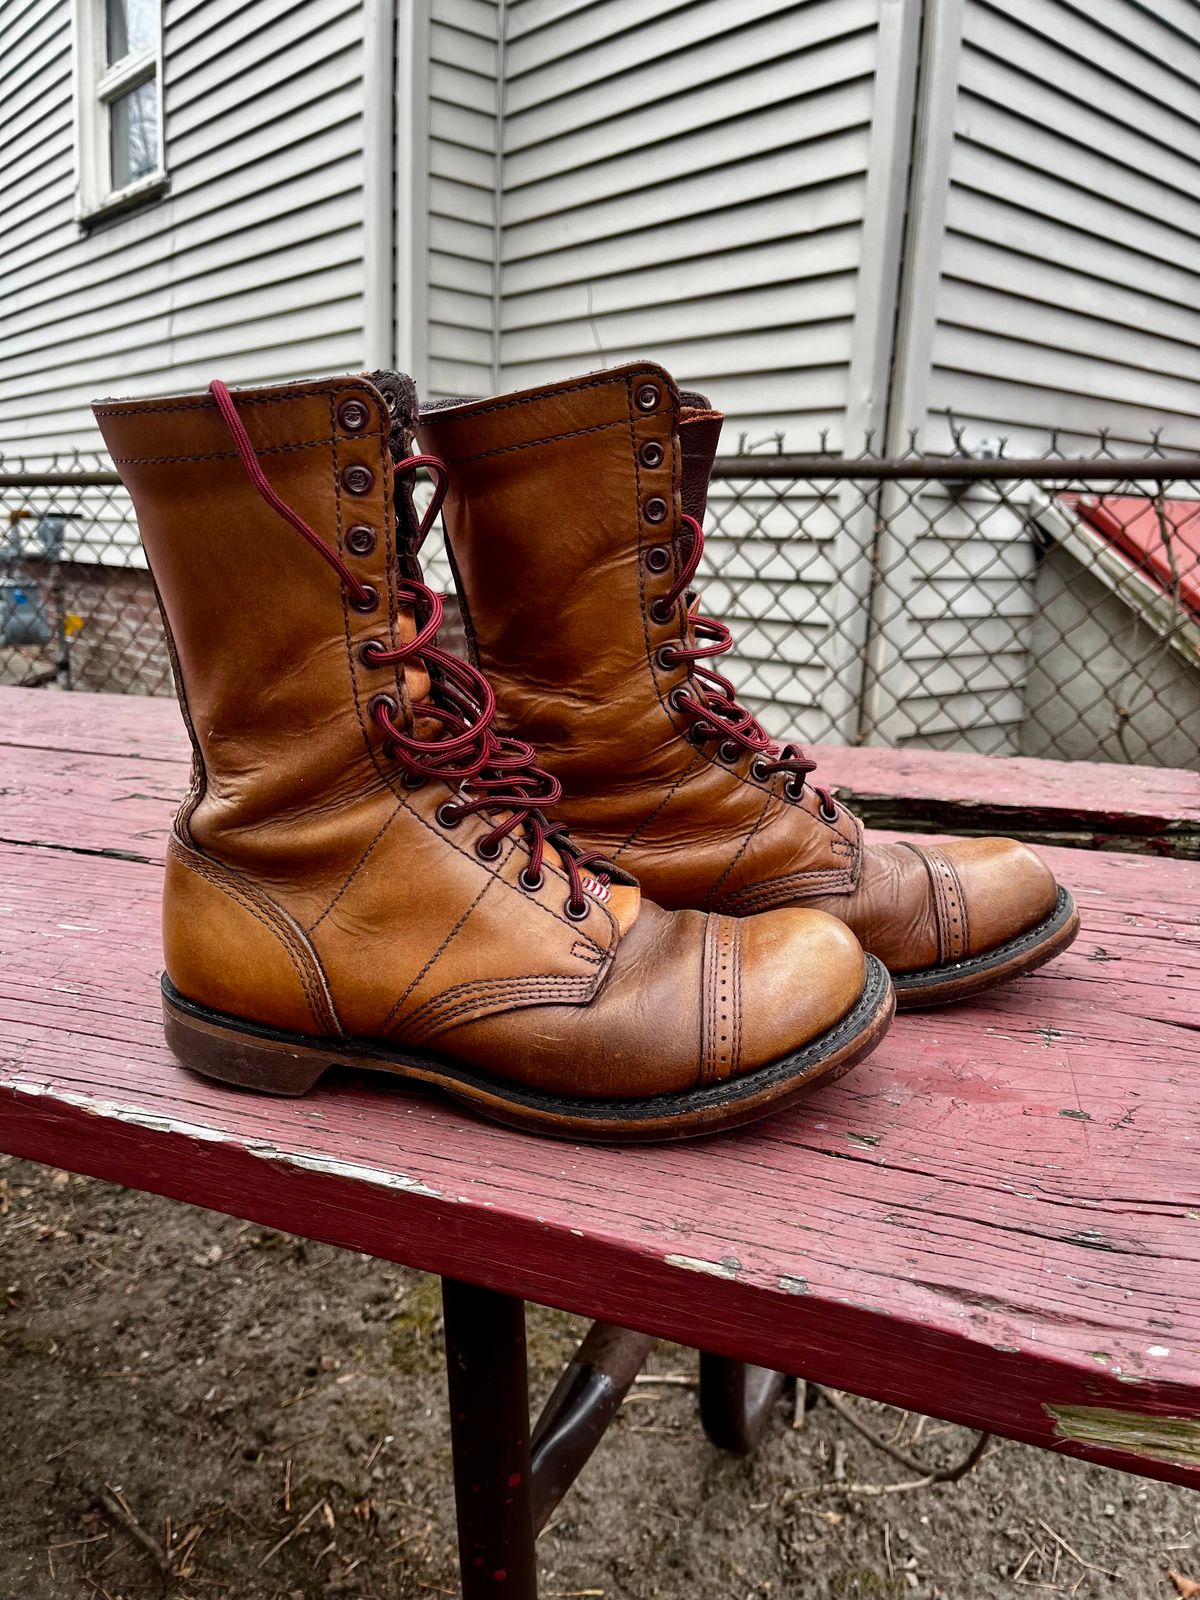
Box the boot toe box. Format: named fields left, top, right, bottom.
left=730, top=908, right=867, bottom=1077
left=942, top=837, right=1060, bottom=957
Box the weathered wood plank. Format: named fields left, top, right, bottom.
left=0, top=684, right=187, bottom=761
left=2, top=834, right=1198, bottom=1487
left=811, top=743, right=1200, bottom=859
left=2, top=688, right=1196, bottom=854
left=0, top=742, right=178, bottom=861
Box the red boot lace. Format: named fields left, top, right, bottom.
left=210, top=380, right=612, bottom=914
left=656, top=514, right=836, bottom=819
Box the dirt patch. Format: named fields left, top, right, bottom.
left=1, top=1154, right=1195, bottom=1599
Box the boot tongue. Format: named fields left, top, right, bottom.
left=365, top=369, right=436, bottom=725
left=678, top=391, right=724, bottom=525
left=368, top=369, right=419, bottom=462
left=676, top=393, right=723, bottom=666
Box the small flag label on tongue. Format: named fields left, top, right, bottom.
left=580, top=873, right=611, bottom=904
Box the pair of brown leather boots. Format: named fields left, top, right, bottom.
left=95, top=363, right=1078, bottom=1143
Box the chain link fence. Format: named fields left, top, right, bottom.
left=3, top=436, right=1198, bottom=767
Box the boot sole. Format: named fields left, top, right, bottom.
left=892, top=886, right=1079, bottom=1009
left=160, top=957, right=895, bottom=1144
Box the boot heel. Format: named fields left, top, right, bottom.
left=162, top=987, right=330, bottom=1096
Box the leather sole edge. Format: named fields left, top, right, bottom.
left=891, top=886, right=1080, bottom=1009
left=160, top=957, right=895, bottom=1144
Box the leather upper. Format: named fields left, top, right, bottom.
left=418, top=366, right=863, bottom=908
left=418, top=363, right=1060, bottom=976
left=94, top=373, right=870, bottom=1096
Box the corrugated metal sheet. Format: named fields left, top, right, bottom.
left=0, top=0, right=367, bottom=455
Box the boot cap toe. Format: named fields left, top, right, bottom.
left=939, top=837, right=1059, bottom=957
left=732, top=908, right=867, bottom=1077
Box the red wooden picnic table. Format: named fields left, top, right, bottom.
left=2, top=685, right=1199, bottom=1597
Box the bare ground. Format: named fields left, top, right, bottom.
left=1, top=1153, right=1196, bottom=1600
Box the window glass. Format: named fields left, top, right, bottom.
left=110, top=78, right=158, bottom=186
left=106, top=0, right=157, bottom=64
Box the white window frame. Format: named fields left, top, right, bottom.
left=72, top=0, right=167, bottom=223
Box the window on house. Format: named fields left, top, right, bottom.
left=74, top=0, right=165, bottom=220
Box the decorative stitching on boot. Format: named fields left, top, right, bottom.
left=900, top=843, right=969, bottom=963
left=108, top=437, right=337, bottom=465
left=700, top=915, right=740, bottom=1085
left=420, top=370, right=657, bottom=426
left=436, top=418, right=629, bottom=465
left=700, top=786, right=777, bottom=908
left=379, top=874, right=497, bottom=1034
left=708, top=863, right=859, bottom=915
left=607, top=748, right=704, bottom=859
left=94, top=389, right=345, bottom=418
left=169, top=837, right=342, bottom=1036
left=307, top=800, right=406, bottom=934
left=398, top=974, right=597, bottom=1046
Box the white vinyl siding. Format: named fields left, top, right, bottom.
left=426, top=0, right=500, bottom=397
left=858, top=0, right=1200, bottom=752
left=910, top=0, right=1200, bottom=454
left=496, top=0, right=884, bottom=450
left=0, top=0, right=367, bottom=458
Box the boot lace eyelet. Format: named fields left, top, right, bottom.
left=649, top=598, right=674, bottom=624
left=819, top=798, right=839, bottom=823
left=784, top=777, right=805, bottom=802
left=437, top=802, right=462, bottom=828
left=350, top=584, right=379, bottom=613
left=668, top=686, right=690, bottom=713
left=402, top=770, right=426, bottom=790
left=358, top=639, right=386, bottom=666
left=476, top=837, right=502, bottom=861
left=718, top=739, right=741, bottom=763
left=519, top=867, right=544, bottom=893
left=750, top=755, right=772, bottom=781
left=656, top=644, right=679, bottom=670
left=645, top=546, right=671, bottom=573
left=369, top=693, right=398, bottom=722
left=564, top=896, right=589, bottom=921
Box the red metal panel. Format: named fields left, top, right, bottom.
left=1060, top=493, right=1200, bottom=621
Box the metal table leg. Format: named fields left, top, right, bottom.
left=530, top=1322, right=655, bottom=1531
left=699, top=1354, right=789, bottom=1455
left=442, top=1277, right=539, bottom=1600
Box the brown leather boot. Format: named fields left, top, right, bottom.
left=92, top=372, right=893, bottom=1142
left=416, top=362, right=1079, bottom=1007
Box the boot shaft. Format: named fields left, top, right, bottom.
left=95, top=375, right=429, bottom=866
left=94, top=371, right=633, bottom=1040
left=417, top=363, right=861, bottom=903
left=419, top=364, right=702, bottom=796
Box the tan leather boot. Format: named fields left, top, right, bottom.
left=93, top=372, right=893, bottom=1142
left=416, top=362, right=1079, bottom=1007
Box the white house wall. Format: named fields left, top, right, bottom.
left=426, top=0, right=500, bottom=398
left=0, top=0, right=369, bottom=460
left=897, top=0, right=1200, bottom=454
left=489, top=0, right=922, bottom=745
left=858, top=0, right=1200, bottom=752
left=496, top=0, right=889, bottom=449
